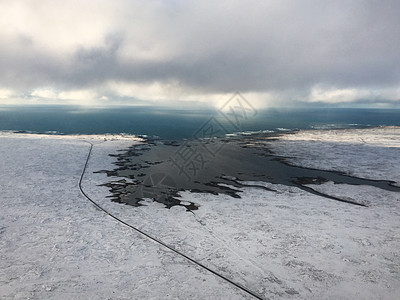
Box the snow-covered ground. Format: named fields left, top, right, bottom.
left=265, top=126, right=400, bottom=184
left=1, top=127, right=399, bottom=299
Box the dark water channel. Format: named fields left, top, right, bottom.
left=96, top=135, right=400, bottom=210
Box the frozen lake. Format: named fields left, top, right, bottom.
left=1, top=127, right=400, bottom=299
left=97, top=135, right=400, bottom=209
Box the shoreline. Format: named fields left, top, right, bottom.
left=1, top=124, right=399, bottom=141
left=0, top=130, right=142, bottom=141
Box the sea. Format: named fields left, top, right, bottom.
left=0, top=105, right=399, bottom=139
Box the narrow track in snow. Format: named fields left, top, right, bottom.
left=78, top=141, right=265, bottom=300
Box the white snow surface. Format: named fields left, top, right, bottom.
left=265, top=126, right=400, bottom=184
left=1, top=128, right=400, bottom=299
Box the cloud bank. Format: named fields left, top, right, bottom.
left=1, top=0, right=399, bottom=107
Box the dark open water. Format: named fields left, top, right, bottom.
left=1, top=105, right=400, bottom=138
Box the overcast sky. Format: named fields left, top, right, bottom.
left=0, top=0, right=399, bottom=108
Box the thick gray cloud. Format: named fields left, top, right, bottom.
left=0, top=0, right=399, bottom=106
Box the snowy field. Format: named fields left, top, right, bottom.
left=1, top=128, right=399, bottom=299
